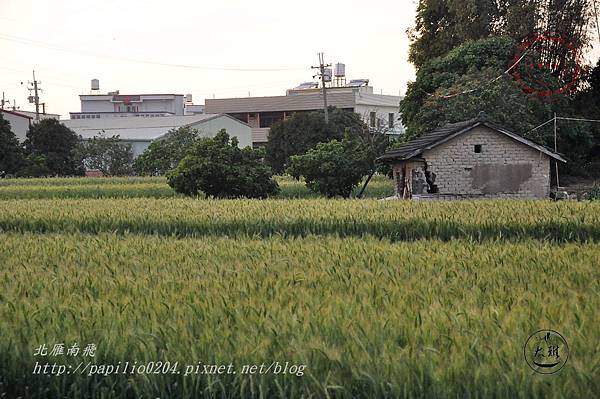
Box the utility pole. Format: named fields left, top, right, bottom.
left=312, top=53, right=331, bottom=123
left=1, top=92, right=5, bottom=110
left=27, top=71, right=42, bottom=120
left=554, top=112, right=560, bottom=188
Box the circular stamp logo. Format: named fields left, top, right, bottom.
left=510, top=32, right=582, bottom=97
left=524, top=329, right=569, bottom=374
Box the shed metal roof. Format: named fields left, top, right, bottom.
left=378, top=113, right=567, bottom=163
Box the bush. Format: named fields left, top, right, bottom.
left=167, top=129, right=279, bottom=198
left=287, top=137, right=371, bottom=198
left=583, top=184, right=600, bottom=201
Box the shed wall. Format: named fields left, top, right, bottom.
left=422, top=126, right=551, bottom=198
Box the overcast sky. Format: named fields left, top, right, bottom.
left=2, top=1, right=598, bottom=119
left=0, top=0, right=418, bottom=118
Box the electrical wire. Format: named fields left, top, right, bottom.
left=421, top=50, right=529, bottom=99
left=0, top=33, right=306, bottom=72
left=525, top=115, right=600, bottom=136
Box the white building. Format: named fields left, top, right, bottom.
left=15, top=110, right=60, bottom=120
left=62, top=114, right=252, bottom=157
left=205, top=84, right=403, bottom=147
left=1, top=109, right=32, bottom=141
left=70, top=93, right=187, bottom=119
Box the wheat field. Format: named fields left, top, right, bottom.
left=0, top=177, right=598, bottom=398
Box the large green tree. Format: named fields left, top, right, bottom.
left=400, top=35, right=597, bottom=174
left=265, top=107, right=365, bottom=174
left=134, top=126, right=199, bottom=175
left=408, top=0, right=593, bottom=69
left=167, top=130, right=279, bottom=198
left=22, top=119, right=83, bottom=176
left=0, top=114, right=25, bottom=175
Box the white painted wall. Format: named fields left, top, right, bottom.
left=80, top=116, right=252, bottom=159
left=80, top=95, right=185, bottom=115
left=355, top=104, right=405, bottom=136
left=80, top=97, right=115, bottom=113
left=1, top=111, right=31, bottom=141
left=122, top=141, right=151, bottom=158
left=191, top=116, right=253, bottom=149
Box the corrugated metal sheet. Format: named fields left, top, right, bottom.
left=205, top=92, right=356, bottom=114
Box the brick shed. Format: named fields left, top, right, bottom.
left=378, top=113, right=567, bottom=199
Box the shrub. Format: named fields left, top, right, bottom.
left=167, top=129, right=279, bottom=198
left=287, top=137, right=371, bottom=198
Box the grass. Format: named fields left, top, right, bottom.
left=0, top=175, right=395, bottom=200
left=0, top=198, right=598, bottom=242
left=1, top=234, right=598, bottom=398
left=0, top=177, right=598, bottom=398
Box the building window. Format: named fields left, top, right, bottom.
left=231, top=113, right=249, bottom=123
left=259, top=111, right=285, bottom=128
left=474, top=144, right=482, bottom=153
left=369, top=112, right=376, bottom=128
left=389, top=113, right=395, bottom=128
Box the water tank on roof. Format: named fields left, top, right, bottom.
left=91, top=79, right=100, bottom=91
left=185, top=94, right=193, bottom=103
left=334, top=63, right=345, bottom=77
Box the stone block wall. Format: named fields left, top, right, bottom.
left=423, top=126, right=551, bottom=198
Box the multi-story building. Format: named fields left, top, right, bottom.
left=69, top=92, right=186, bottom=119
left=68, top=80, right=205, bottom=119
left=205, top=83, right=403, bottom=147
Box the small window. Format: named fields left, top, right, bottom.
left=474, top=144, right=482, bottom=153
left=369, top=111, right=376, bottom=128
left=388, top=113, right=395, bottom=128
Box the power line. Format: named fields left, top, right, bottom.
left=422, top=50, right=529, bottom=99
left=526, top=115, right=600, bottom=136
left=0, top=33, right=305, bottom=72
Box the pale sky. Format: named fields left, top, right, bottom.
left=1, top=1, right=598, bottom=119
left=0, top=0, right=418, bottom=118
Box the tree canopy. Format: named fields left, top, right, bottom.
left=134, top=126, right=199, bottom=175
left=22, top=119, right=83, bottom=177
left=408, top=0, right=594, bottom=69
left=265, top=107, right=365, bottom=174
left=287, top=136, right=371, bottom=198
left=76, top=134, right=134, bottom=176
left=167, top=129, right=279, bottom=198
